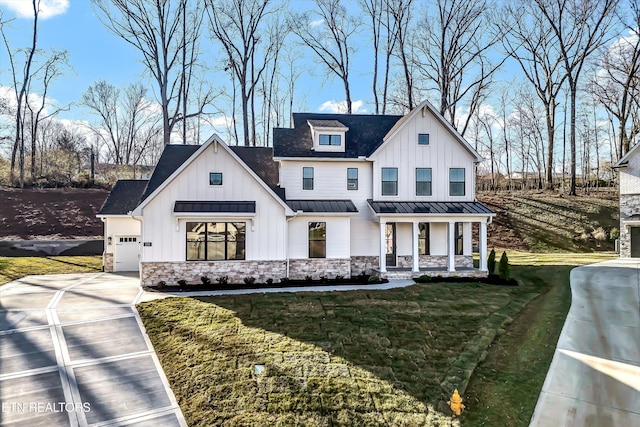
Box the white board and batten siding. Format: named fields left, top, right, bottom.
left=368, top=110, right=477, bottom=201
left=619, top=152, right=640, bottom=195
left=288, top=216, right=351, bottom=259
left=140, top=143, right=288, bottom=262
left=103, top=216, right=141, bottom=254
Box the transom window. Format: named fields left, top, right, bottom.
left=309, top=222, right=326, bottom=258
left=186, top=222, right=246, bottom=261
left=347, top=168, right=358, bottom=190
left=419, top=223, right=430, bottom=255
left=418, top=134, right=430, bottom=145
left=209, top=172, right=223, bottom=186
left=381, top=167, right=398, bottom=196
left=449, top=168, right=465, bottom=196
left=303, top=167, right=314, bottom=190
left=319, top=134, right=341, bottom=145
left=416, top=168, right=432, bottom=196
left=119, top=237, right=137, bottom=243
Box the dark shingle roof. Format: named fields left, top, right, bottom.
left=273, top=113, right=403, bottom=158
left=140, top=144, right=200, bottom=201
left=98, top=180, right=149, bottom=215
left=367, top=200, right=495, bottom=215
left=174, top=201, right=256, bottom=213
left=229, top=146, right=279, bottom=188
left=307, top=119, right=348, bottom=129
left=286, top=200, right=358, bottom=213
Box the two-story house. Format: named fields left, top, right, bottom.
left=97, top=100, right=495, bottom=286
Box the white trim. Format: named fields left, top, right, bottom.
left=132, top=135, right=294, bottom=216
left=614, top=143, right=640, bottom=168
left=369, top=99, right=483, bottom=162
left=274, top=156, right=369, bottom=162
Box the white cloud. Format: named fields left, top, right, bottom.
left=309, top=18, right=324, bottom=28
left=0, top=0, right=69, bottom=19
left=318, top=100, right=366, bottom=114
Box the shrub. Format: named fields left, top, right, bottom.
left=487, top=249, right=496, bottom=274
left=610, top=227, right=620, bottom=241
left=243, top=276, right=256, bottom=285
left=368, top=275, right=380, bottom=282
left=498, top=251, right=510, bottom=280
left=335, top=275, right=344, bottom=281
left=177, top=279, right=188, bottom=289
left=200, top=276, right=211, bottom=285
left=157, top=280, right=166, bottom=289
left=266, top=278, right=274, bottom=285
left=305, top=275, right=313, bottom=282
left=216, top=276, right=229, bottom=286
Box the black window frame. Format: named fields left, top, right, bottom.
left=319, top=134, right=341, bottom=145
left=347, top=167, right=358, bottom=190
left=186, top=222, right=246, bottom=261
left=209, top=172, right=223, bottom=186
left=418, top=133, right=430, bottom=145
left=449, top=168, right=465, bottom=196
left=381, top=167, right=398, bottom=196
left=308, top=222, right=326, bottom=258
left=418, top=222, right=430, bottom=255
left=302, top=167, right=314, bottom=190
left=416, top=168, right=432, bottom=196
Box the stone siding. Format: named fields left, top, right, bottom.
left=394, top=255, right=474, bottom=269
left=619, top=194, right=640, bottom=257
left=141, top=260, right=287, bottom=287
left=288, top=258, right=351, bottom=280
left=104, top=253, right=114, bottom=272
left=350, top=256, right=379, bottom=276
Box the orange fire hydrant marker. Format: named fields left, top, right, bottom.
left=448, top=389, right=465, bottom=416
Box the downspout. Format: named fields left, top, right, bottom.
left=128, top=211, right=144, bottom=282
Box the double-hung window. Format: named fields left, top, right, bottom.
left=303, top=167, right=314, bottom=190
left=319, top=134, right=341, bottom=145
left=309, top=222, right=326, bottom=258
left=347, top=168, right=358, bottom=190
left=449, top=168, right=465, bottom=196
left=416, top=168, right=432, bottom=196
left=381, top=167, right=398, bottom=196
left=186, top=222, right=246, bottom=261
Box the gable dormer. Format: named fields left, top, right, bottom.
left=307, top=119, right=349, bottom=153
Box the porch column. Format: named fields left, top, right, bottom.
left=479, top=220, right=488, bottom=272
left=379, top=220, right=387, bottom=273
left=412, top=221, right=420, bottom=272
left=448, top=221, right=456, bottom=272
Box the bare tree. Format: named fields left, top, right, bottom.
left=94, top=0, right=211, bottom=145
left=81, top=80, right=162, bottom=166
left=360, top=0, right=384, bottom=114
left=290, top=0, right=360, bottom=113
left=534, top=0, right=618, bottom=195
left=590, top=0, right=640, bottom=158
left=413, top=0, right=504, bottom=135
left=501, top=1, right=568, bottom=189
left=385, top=0, right=414, bottom=111
left=205, top=0, right=281, bottom=146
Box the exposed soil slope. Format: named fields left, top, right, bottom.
left=0, top=187, right=108, bottom=240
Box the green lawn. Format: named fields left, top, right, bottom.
left=0, top=256, right=103, bottom=285
left=137, top=252, right=615, bottom=426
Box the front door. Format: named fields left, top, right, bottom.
left=385, top=223, right=396, bottom=267
left=631, top=227, right=640, bottom=258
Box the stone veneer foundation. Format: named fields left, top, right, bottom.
left=619, top=194, right=640, bottom=257
left=103, top=253, right=114, bottom=272
left=350, top=256, right=380, bottom=276
left=288, top=258, right=351, bottom=280
left=394, top=255, right=473, bottom=269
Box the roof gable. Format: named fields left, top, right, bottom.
left=273, top=113, right=402, bottom=158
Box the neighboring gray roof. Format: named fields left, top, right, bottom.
left=98, top=180, right=149, bottom=215
left=307, top=119, right=348, bottom=129
left=174, top=201, right=256, bottom=213
left=367, top=200, right=495, bottom=215
left=273, top=113, right=403, bottom=158
left=140, top=144, right=200, bottom=201
left=286, top=200, right=358, bottom=213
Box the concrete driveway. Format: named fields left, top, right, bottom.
left=0, top=272, right=187, bottom=427
left=530, top=259, right=640, bottom=426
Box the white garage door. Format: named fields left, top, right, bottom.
left=114, top=236, right=140, bottom=272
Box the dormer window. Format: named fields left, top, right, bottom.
left=319, top=134, right=341, bottom=145
left=308, top=119, right=348, bottom=152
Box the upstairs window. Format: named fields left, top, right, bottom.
left=416, top=168, right=432, bottom=196
left=319, top=134, right=341, bottom=145
left=209, top=172, right=223, bottom=186
left=449, top=168, right=465, bottom=196
left=347, top=168, right=358, bottom=190
left=303, top=167, right=314, bottom=190
left=418, top=134, right=430, bottom=145
left=309, top=222, right=326, bottom=258
left=381, top=168, right=398, bottom=196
